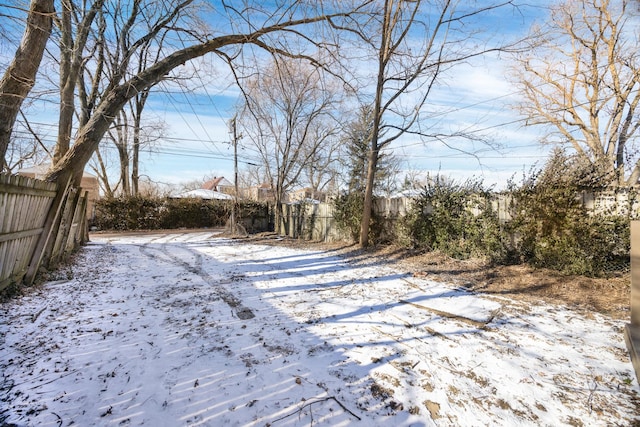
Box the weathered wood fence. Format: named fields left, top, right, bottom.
left=280, top=202, right=342, bottom=242
left=278, top=189, right=640, bottom=243
left=0, top=173, right=89, bottom=291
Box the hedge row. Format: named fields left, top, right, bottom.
left=331, top=170, right=633, bottom=277
left=397, top=181, right=631, bottom=277
left=94, top=196, right=269, bottom=231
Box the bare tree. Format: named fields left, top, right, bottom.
left=36, top=1, right=370, bottom=190
left=89, top=146, right=114, bottom=197
left=101, top=1, right=182, bottom=196
left=0, top=0, right=54, bottom=171
left=512, top=0, right=640, bottom=186
left=238, top=57, right=342, bottom=232
left=3, top=132, right=51, bottom=173
left=53, top=0, right=105, bottom=164
left=303, top=136, right=341, bottom=198
left=350, top=0, right=521, bottom=247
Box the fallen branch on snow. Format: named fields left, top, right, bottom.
left=267, top=396, right=361, bottom=425
left=32, top=306, right=47, bottom=323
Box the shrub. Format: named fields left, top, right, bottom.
left=505, top=151, right=631, bottom=276
left=94, top=196, right=163, bottom=230
left=160, top=198, right=230, bottom=229
left=405, top=178, right=510, bottom=263
left=332, top=191, right=383, bottom=243
left=94, top=196, right=270, bottom=232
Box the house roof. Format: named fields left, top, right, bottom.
left=171, top=189, right=233, bottom=200
left=202, top=177, right=233, bottom=190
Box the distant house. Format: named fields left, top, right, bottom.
left=242, top=183, right=275, bottom=202
left=171, top=189, right=233, bottom=200
left=16, top=164, right=101, bottom=219
left=287, top=187, right=327, bottom=203
left=202, top=177, right=234, bottom=195
left=171, top=176, right=236, bottom=200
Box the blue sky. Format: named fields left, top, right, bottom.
left=4, top=1, right=554, bottom=191
left=122, top=1, right=554, bottom=191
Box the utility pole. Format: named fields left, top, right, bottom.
left=229, top=115, right=240, bottom=235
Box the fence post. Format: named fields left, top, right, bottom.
left=625, top=220, right=640, bottom=385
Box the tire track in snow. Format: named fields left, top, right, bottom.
left=137, top=234, right=255, bottom=320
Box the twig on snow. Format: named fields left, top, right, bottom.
left=26, top=370, right=77, bottom=390
left=51, top=411, right=62, bottom=427
left=32, top=306, right=47, bottom=323
left=268, top=396, right=361, bottom=425
left=587, top=378, right=598, bottom=413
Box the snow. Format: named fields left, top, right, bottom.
left=1, top=231, right=638, bottom=426
left=171, top=189, right=233, bottom=200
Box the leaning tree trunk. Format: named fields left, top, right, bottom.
left=0, top=0, right=54, bottom=169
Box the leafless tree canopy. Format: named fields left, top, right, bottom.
left=349, top=0, right=522, bottom=247
left=512, top=0, right=640, bottom=186
left=0, top=0, right=372, bottom=187
left=238, top=57, right=342, bottom=231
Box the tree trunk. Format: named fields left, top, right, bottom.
left=0, top=0, right=54, bottom=169
left=274, top=179, right=284, bottom=235
left=54, top=0, right=104, bottom=165
left=132, top=138, right=140, bottom=195
left=131, top=91, right=149, bottom=196
left=93, top=148, right=113, bottom=198
left=117, top=144, right=130, bottom=196
left=359, top=148, right=378, bottom=247
left=54, top=0, right=74, bottom=164
left=358, top=0, right=391, bottom=248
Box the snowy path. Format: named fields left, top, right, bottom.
left=1, top=231, right=638, bottom=426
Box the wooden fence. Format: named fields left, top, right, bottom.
left=280, top=202, right=342, bottom=242
left=0, top=173, right=89, bottom=291
left=278, top=189, right=640, bottom=243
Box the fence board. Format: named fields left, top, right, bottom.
left=51, top=187, right=79, bottom=266
left=65, top=192, right=88, bottom=253
left=24, top=175, right=76, bottom=285
left=0, top=227, right=44, bottom=244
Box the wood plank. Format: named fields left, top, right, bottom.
left=1, top=239, right=18, bottom=281
left=15, top=236, right=35, bottom=276
left=25, top=176, right=72, bottom=285
left=0, top=264, right=28, bottom=292
left=1, top=192, right=16, bottom=234
left=398, top=299, right=492, bottom=328
left=13, top=192, right=28, bottom=235
left=0, top=181, right=57, bottom=198
left=0, top=242, right=9, bottom=281
left=0, top=227, right=44, bottom=244
left=0, top=190, right=7, bottom=233
left=632, top=221, right=640, bottom=326
left=625, top=325, right=640, bottom=386
left=51, top=187, right=79, bottom=265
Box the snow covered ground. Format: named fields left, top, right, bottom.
left=1, top=231, right=638, bottom=426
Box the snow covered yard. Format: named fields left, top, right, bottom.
left=1, top=231, right=638, bottom=426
